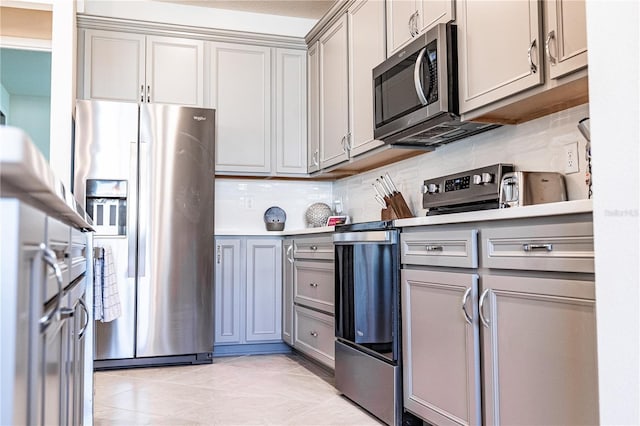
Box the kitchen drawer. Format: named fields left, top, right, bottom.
left=482, top=221, right=594, bottom=273
left=401, top=229, right=478, bottom=268
left=294, top=235, right=334, bottom=260
left=68, top=231, right=87, bottom=282
left=294, top=260, right=334, bottom=314
left=294, top=305, right=335, bottom=369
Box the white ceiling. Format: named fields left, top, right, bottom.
left=152, top=0, right=336, bottom=19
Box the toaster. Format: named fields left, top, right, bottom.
left=499, top=172, right=567, bottom=208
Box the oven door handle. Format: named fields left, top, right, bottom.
left=414, top=47, right=429, bottom=106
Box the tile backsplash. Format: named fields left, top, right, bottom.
left=333, top=104, right=591, bottom=223
left=215, top=179, right=333, bottom=233
left=216, top=104, right=590, bottom=231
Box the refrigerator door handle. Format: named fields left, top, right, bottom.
left=138, top=140, right=148, bottom=277
left=128, top=141, right=138, bottom=278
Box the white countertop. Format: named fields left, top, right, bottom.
left=215, top=225, right=335, bottom=237
left=394, top=199, right=593, bottom=228
left=0, top=127, right=93, bottom=230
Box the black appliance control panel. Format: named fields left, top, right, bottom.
left=422, top=163, right=514, bottom=212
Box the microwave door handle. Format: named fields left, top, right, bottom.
left=413, top=47, right=429, bottom=106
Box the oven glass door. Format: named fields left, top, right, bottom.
left=374, top=38, right=439, bottom=130
left=335, top=241, right=399, bottom=363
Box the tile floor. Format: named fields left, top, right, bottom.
left=94, top=353, right=383, bottom=425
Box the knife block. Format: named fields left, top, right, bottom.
left=380, top=192, right=413, bottom=220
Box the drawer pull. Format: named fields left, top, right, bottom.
left=309, top=282, right=318, bottom=288
left=522, top=243, right=553, bottom=252
left=310, top=331, right=318, bottom=337
left=310, top=246, right=318, bottom=251
left=425, top=245, right=444, bottom=252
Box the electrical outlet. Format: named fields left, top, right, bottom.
left=564, top=142, right=579, bottom=174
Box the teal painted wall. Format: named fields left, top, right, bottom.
left=0, top=81, right=10, bottom=123
left=8, top=95, right=51, bottom=160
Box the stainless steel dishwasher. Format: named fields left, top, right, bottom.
left=333, top=221, right=420, bottom=426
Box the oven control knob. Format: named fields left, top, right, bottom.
left=472, top=174, right=482, bottom=185
left=481, top=172, right=494, bottom=184
left=421, top=184, right=428, bottom=194
left=427, top=183, right=440, bottom=194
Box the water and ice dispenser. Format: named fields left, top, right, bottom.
left=85, top=179, right=128, bottom=236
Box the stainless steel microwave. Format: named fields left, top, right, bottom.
left=373, top=23, right=497, bottom=148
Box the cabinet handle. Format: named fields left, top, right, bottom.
left=527, top=39, right=538, bottom=74
left=310, top=331, right=318, bottom=337
left=78, top=297, right=90, bottom=340
left=346, top=132, right=352, bottom=152
left=147, top=85, right=151, bottom=102
left=461, top=287, right=473, bottom=325
left=310, top=246, right=318, bottom=251
left=312, top=150, right=319, bottom=167
left=413, top=10, right=420, bottom=36
left=286, top=245, right=294, bottom=263
left=309, top=282, right=318, bottom=288
left=408, top=13, right=414, bottom=36
left=216, top=245, right=222, bottom=264
left=39, top=243, right=63, bottom=331
left=58, top=307, right=75, bottom=320
left=545, top=30, right=557, bottom=65
left=341, top=135, right=347, bottom=153
left=140, top=85, right=144, bottom=102
left=522, top=243, right=553, bottom=252
left=424, top=245, right=443, bottom=252
left=414, top=47, right=429, bottom=106
left=479, top=289, right=491, bottom=328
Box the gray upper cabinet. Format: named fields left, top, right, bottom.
left=545, top=0, right=588, bottom=80
left=208, top=42, right=272, bottom=174
left=481, top=274, right=598, bottom=425
left=457, top=0, right=544, bottom=114
left=418, top=0, right=455, bottom=35
left=307, top=42, right=321, bottom=173
left=275, top=49, right=308, bottom=175
left=347, top=0, right=386, bottom=157
left=82, top=29, right=204, bottom=106
left=319, top=14, right=350, bottom=169
left=214, top=238, right=242, bottom=345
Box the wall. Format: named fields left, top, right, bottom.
left=587, top=0, right=640, bottom=424
left=8, top=95, right=50, bottom=160
left=0, top=81, right=10, bottom=121
left=334, top=104, right=590, bottom=222
left=215, top=179, right=333, bottom=234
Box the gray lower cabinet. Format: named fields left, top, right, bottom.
left=214, top=237, right=283, bottom=353
left=401, top=269, right=481, bottom=426
left=282, top=239, right=294, bottom=345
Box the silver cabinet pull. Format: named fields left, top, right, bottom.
left=412, top=10, right=420, bottom=36
left=312, top=150, right=319, bottom=167
left=341, top=135, right=347, bottom=153
left=479, top=289, right=491, bottom=328
left=408, top=12, right=415, bottom=37
left=545, top=30, right=557, bottom=65
left=528, top=39, right=538, bottom=74
left=216, top=245, right=222, bottom=264
left=522, top=243, right=553, bottom=252
left=309, top=282, right=318, bottom=288
left=286, top=245, right=294, bottom=263
left=310, top=331, right=318, bottom=337
left=310, top=246, right=318, bottom=251
left=78, top=297, right=90, bottom=340
left=140, top=85, right=144, bottom=102
left=346, top=132, right=352, bottom=152
left=425, top=245, right=443, bottom=252
left=413, top=47, right=429, bottom=106
left=461, top=287, right=473, bottom=325
left=39, top=243, right=63, bottom=331
left=58, top=307, right=75, bottom=320
left=146, top=85, right=151, bottom=102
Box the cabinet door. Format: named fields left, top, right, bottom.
left=348, top=0, right=386, bottom=157
left=419, top=0, right=455, bottom=34
left=245, top=239, right=282, bottom=342
left=481, top=274, right=599, bottom=425
left=209, top=43, right=272, bottom=173
left=214, top=239, right=242, bottom=344
left=275, top=49, right=307, bottom=175
left=457, top=0, right=544, bottom=113
left=319, top=15, right=349, bottom=169
left=402, top=269, right=481, bottom=426
left=386, top=0, right=419, bottom=55
left=146, top=36, right=204, bottom=106
left=545, top=0, right=587, bottom=80
left=82, top=30, right=145, bottom=102
left=307, top=42, right=321, bottom=173
left=282, top=241, right=294, bottom=345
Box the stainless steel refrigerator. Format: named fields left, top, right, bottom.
left=74, top=100, right=215, bottom=368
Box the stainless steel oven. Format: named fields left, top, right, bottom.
left=373, top=23, right=497, bottom=147
left=334, top=221, right=420, bottom=426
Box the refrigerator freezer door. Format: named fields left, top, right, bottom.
left=137, top=104, right=215, bottom=358
left=74, top=100, right=138, bottom=360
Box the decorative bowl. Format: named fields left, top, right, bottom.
left=305, top=202, right=333, bottom=227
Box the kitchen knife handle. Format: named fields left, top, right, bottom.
left=479, top=289, right=491, bottom=328
left=384, top=173, right=399, bottom=193
left=461, top=287, right=473, bottom=325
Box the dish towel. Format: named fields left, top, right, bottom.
left=94, top=245, right=122, bottom=322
